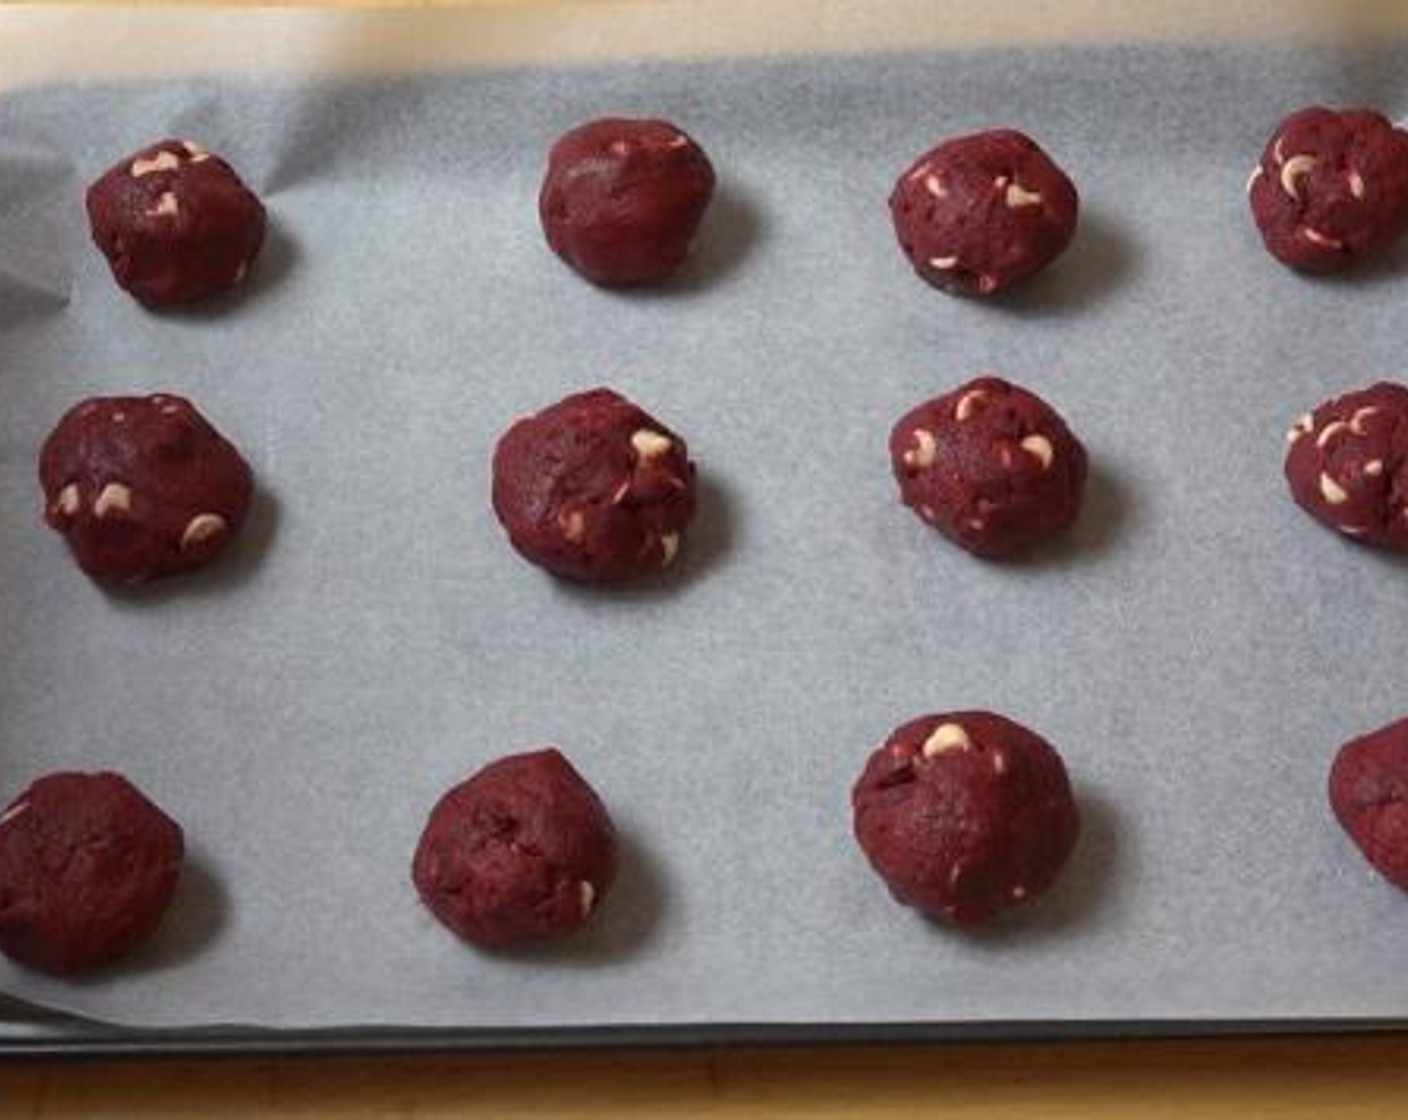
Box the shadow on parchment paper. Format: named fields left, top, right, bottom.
left=960, top=789, right=1126, bottom=950
left=0, top=270, right=68, bottom=329
left=550, top=472, right=739, bottom=604
left=612, top=183, right=768, bottom=298
left=1001, top=459, right=1133, bottom=570
left=146, top=222, right=301, bottom=321
left=66, top=857, right=229, bottom=985
left=98, top=488, right=281, bottom=608
left=481, top=827, right=668, bottom=966
left=1308, top=234, right=1408, bottom=290
left=981, top=210, right=1138, bottom=317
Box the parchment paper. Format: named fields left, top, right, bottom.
left=3, top=23, right=1408, bottom=1031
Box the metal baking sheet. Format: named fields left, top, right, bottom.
left=3, top=6, right=1408, bottom=1050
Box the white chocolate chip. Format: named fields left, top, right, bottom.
left=1019, top=434, right=1054, bottom=470
left=130, top=150, right=181, bottom=177
left=147, top=191, right=179, bottom=218
left=659, top=532, right=680, bottom=567
left=1004, top=182, right=1043, bottom=208
left=560, top=509, right=586, bottom=543
left=1340, top=524, right=1368, bottom=537
left=1245, top=165, right=1263, bottom=195
left=955, top=389, right=988, bottom=422
left=0, top=802, right=29, bottom=827
left=922, top=723, right=970, bottom=757
left=993, top=175, right=1009, bottom=190
left=55, top=483, right=79, bottom=516
left=631, top=429, right=673, bottom=461
left=180, top=513, right=227, bottom=550
left=966, top=516, right=986, bottom=531
left=1302, top=227, right=1343, bottom=249
left=928, top=255, right=958, bottom=270
left=919, top=504, right=937, bottom=523
left=579, top=880, right=596, bottom=917
left=906, top=161, right=931, bottom=184
left=905, top=428, right=937, bottom=469
left=93, top=482, right=132, bottom=518
left=161, top=404, right=182, bottom=415
left=607, top=139, right=630, bottom=157
left=1319, top=472, right=1349, bottom=505
left=1287, top=413, right=1313, bottom=443
left=1316, top=420, right=1348, bottom=449
left=1349, top=170, right=1366, bottom=199
left=1365, top=460, right=1385, bottom=477
left=992, top=751, right=1007, bottom=775
left=923, top=173, right=948, bottom=198
left=1273, top=135, right=1286, bottom=165
left=665, top=134, right=689, bottom=149
left=1350, top=406, right=1381, bottom=434
left=977, top=274, right=1000, bottom=295
left=181, top=140, right=207, bottom=157
left=111, top=411, right=126, bottom=424
left=612, top=479, right=631, bottom=505
left=1279, top=153, right=1316, bottom=199
left=1010, top=885, right=1028, bottom=901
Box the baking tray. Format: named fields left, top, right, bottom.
left=5, top=3, right=1408, bottom=1054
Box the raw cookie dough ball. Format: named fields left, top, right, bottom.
left=0, top=772, right=184, bottom=975
left=40, top=393, right=255, bottom=584
left=852, top=712, right=1080, bottom=927
left=1248, top=107, right=1408, bottom=273
left=412, top=749, right=618, bottom=949
left=1284, top=382, right=1408, bottom=551
left=889, top=129, right=1078, bottom=297
left=491, top=387, right=696, bottom=582
left=539, top=117, right=716, bottom=286
left=86, top=139, right=266, bottom=305
left=1330, top=716, right=1408, bottom=892
left=890, top=376, right=1087, bottom=558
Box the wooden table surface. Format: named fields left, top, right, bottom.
left=4, top=2, right=1407, bottom=1114
left=1, top=1035, right=1407, bottom=1116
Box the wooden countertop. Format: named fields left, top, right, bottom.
left=2, top=1035, right=1408, bottom=1116
left=3, top=3, right=1406, bottom=1114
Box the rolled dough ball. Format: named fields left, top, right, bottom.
left=0, top=772, right=184, bottom=975
left=492, top=387, right=696, bottom=582
left=39, top=393, right=254, bottom=583
left=1284, top=382, right=1408, bottom=551
left=412, top=749, right=618, bottom=949
left=889, top=129, right=1078, bottom=297
left=86, top=139, right=266, bottom=305
left=891, top=375, right=1086, bottom=558
left=852, top=712, right=1080, bottom=927
left=1248, top=106, right=1408, bottom=273
left=539, top=117, right=715, bottom=286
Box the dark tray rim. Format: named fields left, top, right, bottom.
left=3, top=1016, right=1406, bottom=1060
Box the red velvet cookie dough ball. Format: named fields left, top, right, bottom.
left=412, top=749, right=618, bottom=949
left=0, top=772, right=184, bottom=975
left=890, top=376, right=1087, bottom=558
left=491, top=388, right=696, bottom=583
left=1330, top=716, right=1408, bottom=892
left=889, top=129, right=1078, bottom=297
left=539, top=117, right=716, bottom=286
left=852, top=712, right=1080, bottom=927
left=1248, top=107, right=1408, bottom=273
left=1284, top=382, right=1408, bottom=551
left=86, top=139, right=266, bottom=305
left=40, top=393, right=255, bottom=584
